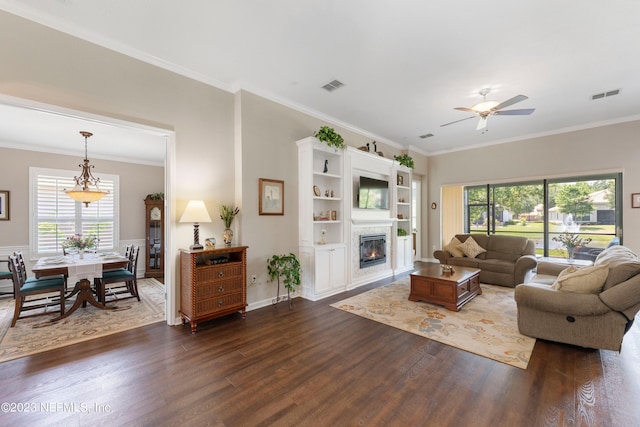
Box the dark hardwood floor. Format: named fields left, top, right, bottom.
left=1, top=263, right=638, bottom=426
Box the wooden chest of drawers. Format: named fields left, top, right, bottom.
left=180, top=245, right=248, bottom=333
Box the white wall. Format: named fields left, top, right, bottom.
left=426, top=120, right=640, bottom=256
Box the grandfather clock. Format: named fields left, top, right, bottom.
left=144, top=194, right=164, bottom=278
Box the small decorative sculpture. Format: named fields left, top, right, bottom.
left=319, top=229, right=327, bottom=245
left=373, top=141, right=377, bottom=152
left=330, top=190, right=335, bottom=197
left=323, top=159, right=328, bottom=173
left=366, top=142, right=370, bottom=152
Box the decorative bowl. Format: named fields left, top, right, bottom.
left=440, top=264, right=455, bottom=274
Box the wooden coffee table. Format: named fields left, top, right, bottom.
left=409, top=264, right=481, bottom=311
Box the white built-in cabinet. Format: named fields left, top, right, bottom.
left=313, top=244, right=346, bottom=295
left=393, top=166, right=414, bottom=273
left=297, top=136, right=415, bottom=297
left=297, top=137, right=347, bottom=300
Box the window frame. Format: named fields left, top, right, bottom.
left=29, top=167, right=120, bottom=259
left=464, top=173, right=622, bottom=256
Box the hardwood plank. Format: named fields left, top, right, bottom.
left=0, top=262, right=638, bottom=426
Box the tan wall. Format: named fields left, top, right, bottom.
left=0, top=147, right=164, bottom=245
left=426, top=120, right=640, bottom=256
left=237, top=90, right=376, bottom=302
left=0, top=11, right=235, bottom=318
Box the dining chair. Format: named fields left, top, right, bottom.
left=14, top=251, right=67, bottom=287
left=8, top=255, right=66, bottom=327
left=99, top=245, right=141, bottom=303
left=102, top=244, right=133, bottom=275
left=0, top=258, right=14, bottom=298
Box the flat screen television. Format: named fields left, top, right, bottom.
left=358, top=176, right=389, bottom=210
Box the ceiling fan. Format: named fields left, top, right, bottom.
left=440, top=88, right=535, bottom=131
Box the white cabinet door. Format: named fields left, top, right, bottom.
left=314, top=245, right=346, bottom=295
left=314, top=247, right=333, bottom=293
left=395, top=236, right=413, bottom=271
left=331, top=245, right=346, bottom=289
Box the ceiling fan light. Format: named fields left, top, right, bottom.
left=471, top=100, right=499, bottom=112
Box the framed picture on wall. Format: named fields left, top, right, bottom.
left=259, top=178, right=284, bottom=215
left=632, top=193, right=640, bottom=208
left=0, top=190, right=9, bottom=220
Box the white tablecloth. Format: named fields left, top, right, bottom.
left=67, top=262, right=103, bottom=284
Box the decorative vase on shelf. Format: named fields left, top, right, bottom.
left=223, top=228, right=233, bottom=246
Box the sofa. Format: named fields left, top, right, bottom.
left=434, top=234, right=537, bottom=287
left=514, top=245, right=640, bottom=351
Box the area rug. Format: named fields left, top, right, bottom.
left=0, top=278, right=165, bottom=363
left=331, top=279, right=535, bottom=369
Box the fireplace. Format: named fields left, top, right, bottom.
left=360, top=234, right=386, bottom=268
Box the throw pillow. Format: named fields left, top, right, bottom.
left=457, top=237, right=486, bottom=259
left=444, top=237, right=465, bottom=257
left=551, top=263, right=609, bottom=294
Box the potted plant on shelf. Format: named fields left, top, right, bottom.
left=219, top=204, right=240, bottom=246
left=267, top=253, right=301, bottom=308
left=393, top=154, right=415, bottom=169
left=314, top=126, right=346, bottom=151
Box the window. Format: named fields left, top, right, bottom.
left=464, top=173, right=621, bottom=257
left=30, top=167, right=119, bottom=258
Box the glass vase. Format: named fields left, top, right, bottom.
left=223, top=228, right=233, bottom=246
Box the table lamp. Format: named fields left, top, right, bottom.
left=179, top=200, right=212, bottom=250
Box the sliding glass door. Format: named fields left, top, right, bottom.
left=464, top=173, right=621, bottom=257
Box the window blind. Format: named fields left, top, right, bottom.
left=32, top=168, right=118, bottom=257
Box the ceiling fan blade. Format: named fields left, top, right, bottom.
left=493, top=95, right=528, bottom=111
left=454, top=107, right=477, bottom=113
left=494, top=108, right=535, bottom=116
left=440, top=116, right=476, bottom=127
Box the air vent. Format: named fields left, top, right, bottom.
left=419, top=133, right=434, bottom=139
left=321, top=80, right=345, bottom=92
left=591, top=89, right=621, bottom=100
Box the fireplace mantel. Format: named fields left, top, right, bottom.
left=351, top=218, right=396, bottom=227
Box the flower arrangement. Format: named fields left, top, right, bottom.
left=63, top=233, right=96, bottom=250
left=552, top=232, right=592, bottom=250
left=219, top=204, right=240, bottom=229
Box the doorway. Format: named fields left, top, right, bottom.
left=0, top=94, right=176, bottom=324
left=412, top=176, right=421, bottom=260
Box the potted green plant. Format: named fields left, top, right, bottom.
left=314, top=126, right=346, bottom=151
left=219, top=204, right=240, bottom=246
left=267, top=253, right=301, bottom=308
left=397, top=228, right=408, bottom=236
left=394, top=154, right=415, bottom=169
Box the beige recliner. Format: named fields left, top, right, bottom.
left=514, top=245, right=640, bottom=351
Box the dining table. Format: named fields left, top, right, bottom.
left=32, top=252, right=129, bottom=321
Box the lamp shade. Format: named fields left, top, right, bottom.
left=179, top=200, right=212, bottom=223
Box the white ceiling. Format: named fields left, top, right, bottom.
left=0, top=101, right=167, bottom=165
left=2, top=1, right=640, bottom=158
